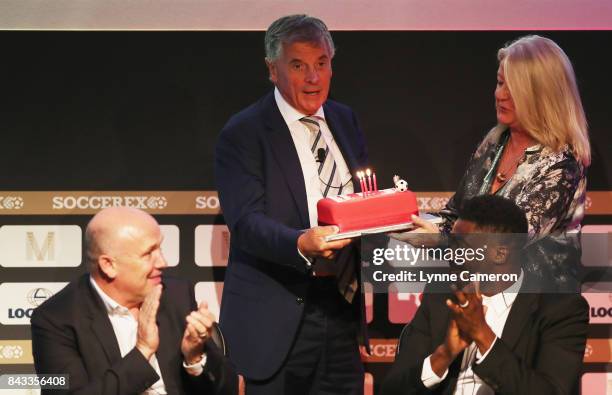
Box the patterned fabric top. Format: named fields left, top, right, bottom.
left=438, top=125, right=587, bottom=291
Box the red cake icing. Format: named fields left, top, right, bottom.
left=317, top=188, right=419, bottom=232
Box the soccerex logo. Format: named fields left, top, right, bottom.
left=52, top=195, right=168, bottom=210
left=0, top=196, right=24, bottom=210
left=195, top=195, right=220, bottom=210
left=361, top=339, right=398, bottom=363
left=417, top=196, right=449, bottom=212
left=0, top=344, right=24, bottom=360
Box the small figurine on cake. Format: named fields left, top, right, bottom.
left=393, top=175, right=408, bottom=192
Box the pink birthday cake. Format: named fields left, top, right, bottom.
left=317, top=175, right=418, bottom=232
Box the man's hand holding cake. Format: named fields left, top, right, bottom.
left=298, top=225, right=352, bottom=260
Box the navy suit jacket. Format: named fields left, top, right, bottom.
left=215, top=91, right=368, bottom=380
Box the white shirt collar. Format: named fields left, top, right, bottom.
left=482, top=269, right=524, bottom=315
left=89, top=276, right=131, bottom=317
left=274, top=87, right=325, bottom=126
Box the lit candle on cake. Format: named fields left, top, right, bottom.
left=373, top=171, right=378, bottom=192
left=366, top=168, right=372, bottom=192
left=357, top=171, right=366, bottom=196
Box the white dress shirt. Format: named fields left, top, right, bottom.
left=421, top=271, right=524, bottom=394
left=274, top=88, right=354, bottom=228
left=89, top=278, right=207, bottom=387
left=90, top=277, right=167, bottom=395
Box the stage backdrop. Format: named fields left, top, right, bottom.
left=1, top=31, right=611, bottom=394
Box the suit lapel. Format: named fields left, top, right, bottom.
left=447, top=351, right=464, bottom=394
left=84, top=278, right=122, bottom=364
left=432, top=288, right=537, bottom=394
left=86, top=276, right=180, bottom=392
left=263, top=93, right=310, bottom=227
left=500, top=292, right=539, bottom=349
left=155, top=289, right=178, bottom=394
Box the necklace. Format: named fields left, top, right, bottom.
left=495, top=138, right=525, bottom=183
left=495, top=155, right=523, bottom=182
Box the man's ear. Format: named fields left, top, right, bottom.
left=492, top=245, right=510, bottom=265
left=265, top=58, right=277, bottom=84
left=98, top=255, right=118, bottom=279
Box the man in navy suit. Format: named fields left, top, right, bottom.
left=215, top=14, right=368, bottom=395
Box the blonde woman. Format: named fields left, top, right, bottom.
left=412, top=35, right=590, bottom=289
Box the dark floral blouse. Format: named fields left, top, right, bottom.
left=438, top=125, right=587, bottom=291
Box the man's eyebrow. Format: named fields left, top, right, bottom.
left=142, top=242, right=159, bottom=255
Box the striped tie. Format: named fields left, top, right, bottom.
left=300, top=116, right=343, bottom=197
left=300, top=116, right=358, bottom=303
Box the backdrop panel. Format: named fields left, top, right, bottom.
left=1, top=31, right=611, bottom=394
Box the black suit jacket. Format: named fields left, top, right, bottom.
left=381, top=285, right=589, bottom=395
left=215, top=91, right=368, bottom=380
left=31, top=274, right=237, bottom=395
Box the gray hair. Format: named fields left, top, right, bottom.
left=264, top=14, right=335, bottom=62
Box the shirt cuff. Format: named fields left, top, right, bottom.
left=297, top=247, right=313, bottom=267
left=475, top=337, right=497, bottom=364
left=421, top=355, right=448, bottom=388
left=183, top=354, right=208, bottom=376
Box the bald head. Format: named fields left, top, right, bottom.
left=86, top=207, right=167, bottom=307
left=86, top=207, right=159, bottom=268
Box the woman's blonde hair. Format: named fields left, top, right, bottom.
left=498, top=35, right=591, bottom=167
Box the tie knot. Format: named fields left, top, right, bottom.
left=300, top=116, right=320, bottom=134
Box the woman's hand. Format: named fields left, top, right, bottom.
left=389, top=215, right=441, bottom=248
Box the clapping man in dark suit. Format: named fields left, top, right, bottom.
left=31, top=207, right=237, bottom=395
left=215, top=14, right=368, bottom=395
left=381, top=195, right=589, bottom=394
